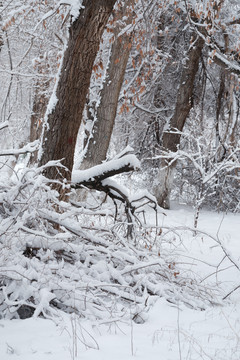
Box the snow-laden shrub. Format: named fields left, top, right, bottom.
left=0, top=163, right=219, bottom=321
left=166, top=131, right=240, bottom=216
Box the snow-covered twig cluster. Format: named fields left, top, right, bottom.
left=0, top=162, right=219, bottom=322
left=156, top=129, right=240, bottom=220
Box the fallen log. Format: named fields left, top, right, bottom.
left=71, top=153, right=161, bottom=237
left=72, top=154, right=140, bottom=186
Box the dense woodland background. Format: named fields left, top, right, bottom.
left=0, top=0, right=240, bottom=325
left=1, top=0, right=240, bottom=211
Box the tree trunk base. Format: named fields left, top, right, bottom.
left=152, top=163, right=174, bottom=209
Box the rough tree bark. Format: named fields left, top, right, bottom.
left=0, top=2, right=3, bottom=51
left=80, top=2, right=133, bottom=170
left=39, top=0, right=117, bottom=184
left=215, top=32, right=238, bottom=161
left=153, top=34, right=205, bottom=209
left=29, top=58, right=51, bottom=163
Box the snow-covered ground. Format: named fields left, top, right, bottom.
left=1, top=206, right=240, bottom=360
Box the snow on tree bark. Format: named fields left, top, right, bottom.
left=153, top=34, right=205, bottom=209
left=80, top=1, right=133, bottom=170
left=30, top=57, right=51, bottom=164
left=39, top=0, right=117, bottom=186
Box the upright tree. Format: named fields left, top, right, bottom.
left=29, top=57, right=52, bottom=163
left=80, top=0, right=134, bottom=170
left=39, top=0, right=117, bottom=185
left=153, top=32, right=205, bottom=208
left=147, top=0, right=240, bottom=208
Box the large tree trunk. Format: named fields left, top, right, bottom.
left=80, top=2, right=133, bottom=170
left=153, top=34, right=205, bottom=208
left=39, top=0, right=117, bottom=183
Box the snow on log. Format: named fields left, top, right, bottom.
left=72, top=154, right=140, bottom=186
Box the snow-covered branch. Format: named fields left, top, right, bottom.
left=0, top=121, right=8, bottom=131
left=72, top=154, right=140, bottom=186
left=0, top=140, right=39, bottom=157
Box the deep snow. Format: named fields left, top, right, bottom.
left=0, top=205, right=240, bottom=360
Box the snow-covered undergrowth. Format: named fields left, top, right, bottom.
left=0, top=164, right=240, bottom=359
left=0, top=164, right=222, bottom=320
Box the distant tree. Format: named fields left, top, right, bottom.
left=29, top=57, right=52, bottom=164
left=121, top=0, right=240, bottom=209
left=0, top=0, right=66, bottom=149
left=152, top=32, right=204, bottom=208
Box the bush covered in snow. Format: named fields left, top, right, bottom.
left=0, top=162, right=222, bottom=322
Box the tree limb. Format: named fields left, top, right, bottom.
left=72, top=154, right=140, bottom=187
left=0, top=140, right=39, bottom=157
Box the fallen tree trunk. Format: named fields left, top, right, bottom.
left=71, top=152, right=161, bottom=238
left=72, top=153, right=140, bottom=187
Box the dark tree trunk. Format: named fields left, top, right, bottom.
left=80, top=1, right=133, bottom=170
left=39, top=0, right=117, bottom=183
left=80, top=32, right=132, bottom=169
left=153, top=34, right=205, bottom=208
left=162, top=35, right=205, bottom=152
